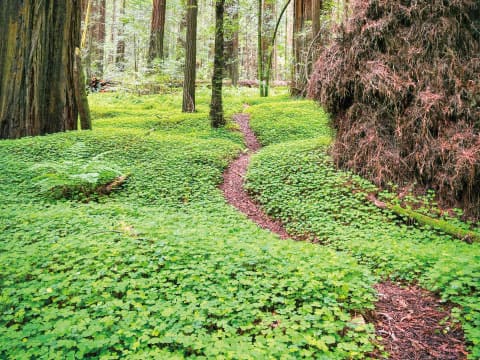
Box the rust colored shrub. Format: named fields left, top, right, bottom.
left=309, top=0, right=480, bottom=217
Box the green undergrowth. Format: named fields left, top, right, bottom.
left=0, top=89, right=380, bottom=359
left=246, top=100, right=333, bottom=146
left=245, top=101, right=480, bottom=357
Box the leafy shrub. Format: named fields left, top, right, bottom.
left=32, top=157, right=122, bottom=201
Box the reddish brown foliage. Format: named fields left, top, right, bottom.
left=309, top=0, right=480, bottom=217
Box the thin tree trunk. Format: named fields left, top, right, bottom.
left=225, top=0, right=239, bottom=86
left=148, top=0, right=167, bottom=63
left=210, top=0, right=225, bottom=127
left=258, top=0, right=264, bottom=96
left=312, top=0, right=321, bottom=36
left=81, top=0, right=92, bottom=49
left=109, top=0, right=118, bottom=64
left=74, top=48, right=92, bottom=130
left=177, top=11, right=188, bottom=61
left=116, top=0, right=126, bottom=68
left=91, top=0, right=106, bottom=76
left=264, top=0, right=292, bottom=95
left=182, top=0, right=198, bottom=113
left=0, top=0, right=82, bottom=139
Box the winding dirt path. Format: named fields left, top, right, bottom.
left=221, top=114, right=467, bottom=359
left=220, top=114, right=289, bottom=239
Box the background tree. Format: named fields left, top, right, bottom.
left=182, top=0, right=198, bottom=112
left=0, top=0, right=84, bottom=139
left=257, top=0, right=264, bottom=95
left=225, top=0, right=240, bottom=86
left=78, top=0, right=295, bottom=91
left=116, top=0, right=127, bottom=67
left=148, top=0, right=167, bottom=63
left=263, top=0, right=292, bottom=96
left=210, top=0, right=226, bottom=127
left=88, top=0, right=106, bottom=77
left=291, top=0, right=312, bottom=96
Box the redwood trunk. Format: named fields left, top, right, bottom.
left=210, top=0, right=225, bottom=127
left=90, top=0, right=106, bottom=76
left=182, top=0, right=198, bottom=112
left=291, top=0, right=312, bottom=96
left=0, top=0, right=81, bottom=139
left=148, top=0, right=167, bottom=62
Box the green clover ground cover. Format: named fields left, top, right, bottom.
left=245, top=99, right=480, bottom=358
left=1, top=89, right=379, bottom=359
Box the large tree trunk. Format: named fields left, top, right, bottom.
left=0, top=0, right=82, bottom=139
left=210, top=0, right=225, bottom=127
left=291, top=0, right=313, bottom=96
left=182, top=0, right=198, bottom=113
left=148, top=0, right=167, bottom=63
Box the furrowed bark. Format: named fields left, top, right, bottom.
left=182, top=0, right=198, bottom=112
left=210, top=0, right=225, bottom=127
left=148, top=0, right=167, bottom=62
left=0, top=0, right=81, bottom=139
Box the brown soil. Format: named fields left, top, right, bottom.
left=221, top=113, right=467, bottom=359
left=220, top=114, right=289, bottom=239
left=369, top=282, right=467, bottom=359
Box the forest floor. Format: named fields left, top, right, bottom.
left=0, top=88, right=479, bottom=359
left=225, top=112, right=466, bottom=359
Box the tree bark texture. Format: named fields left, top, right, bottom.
left=210, top=0, right=225, bottom=127
left=116, top=0, right=126, bottom=67
left=74, top=48, right=92, bottom=130
left=90, top=0, right=106, bottom=76
left=260, top=0, right=275, bottom=97
left=225, top=0, right=239, bottom=86
left=257, top=0, right=264, bottom=96
left=264, top=0, right=292, bottom=96
left=291, top=0, right=312, bottom=96
left=312, top=0, right=322, bottom=36
left=148, top=0, right=167, bottom=62
left=182, top=0, right=198, bottom=113
left=0, top=0, right=81, bottom=139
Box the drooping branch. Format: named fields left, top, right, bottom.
left=263, top=0, right=293, bottom=96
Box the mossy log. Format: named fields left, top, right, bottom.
left=367, top=194, right=480, bottom=244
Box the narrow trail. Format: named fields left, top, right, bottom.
left=220, top=114, right=289, bottom=239
left=221, top=113, right=467, bottom=359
